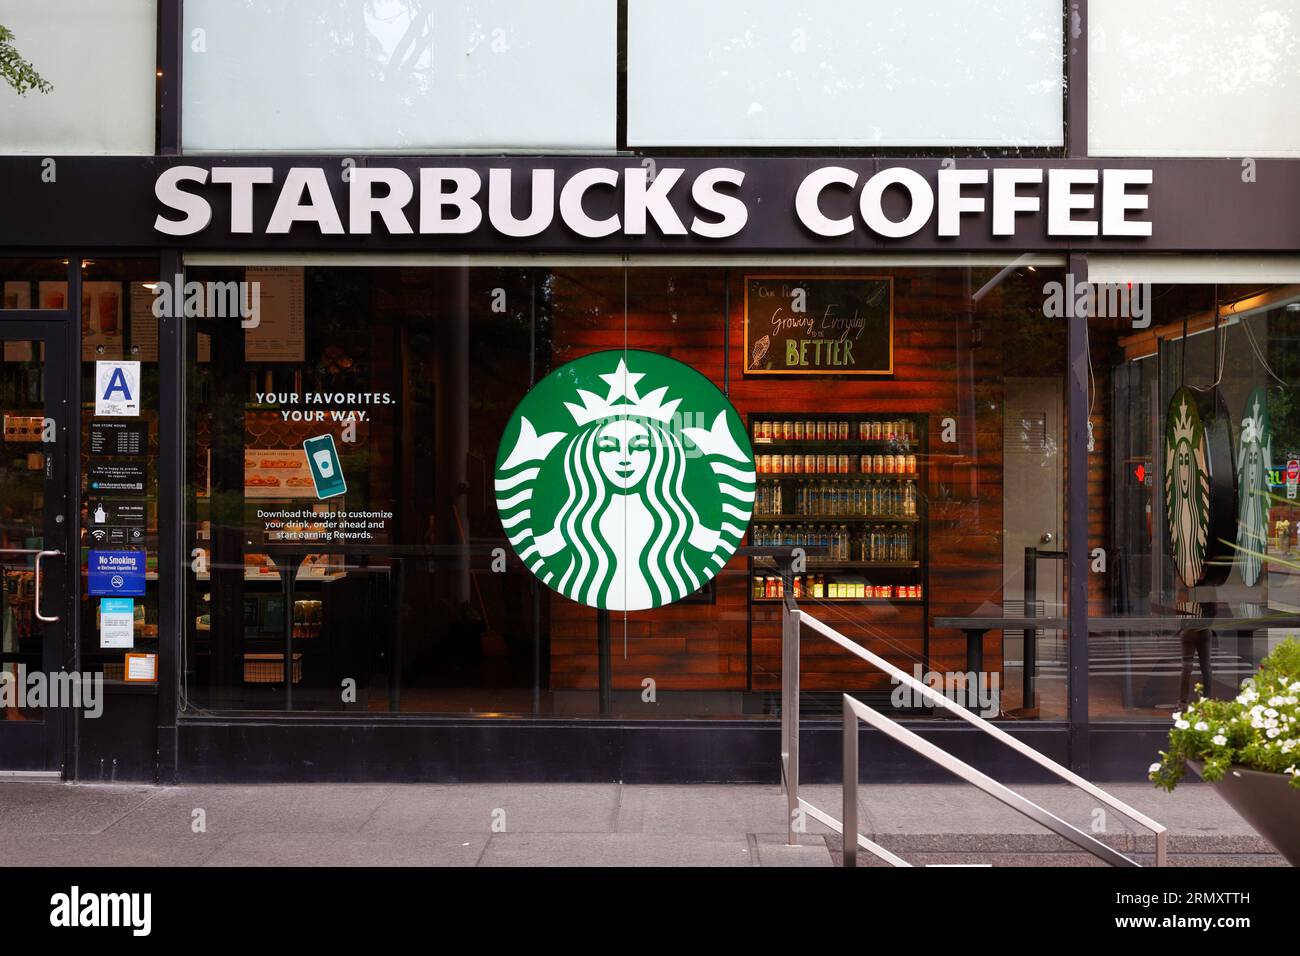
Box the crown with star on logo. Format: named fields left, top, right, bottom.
left=1171, top=396, right=1198, bottom=445
left=564, top=357, right=682, bottom=426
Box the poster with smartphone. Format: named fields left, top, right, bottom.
left=81, top=281, right=125, bottom=360
left=304, top=434, right=346, bottom=499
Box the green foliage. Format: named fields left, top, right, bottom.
left=1150, top=638, right=1300, bottom=791
left=0, top=25, right=52, bottom=96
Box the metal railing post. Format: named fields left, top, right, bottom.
left=783, top=600, right=801, bottom=844
left=842, top=694, right=858, bottom=868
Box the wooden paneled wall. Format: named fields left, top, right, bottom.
left=546, top=267, right=1055, bottom=693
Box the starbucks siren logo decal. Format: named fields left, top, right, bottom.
left=1235, top=387, right=1273, bottom=587
left=1164, top=387, right=1211, bottom=587
left=495, top=350, right=755, bottom=611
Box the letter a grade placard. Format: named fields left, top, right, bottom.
left=95, top=360, right=141, bottom=417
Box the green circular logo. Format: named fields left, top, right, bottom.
left=1164, top=386, right=1211, bottom=587
left=1236, top=387, right=1273, bottom=586
left=495, top=350, right=755, bottom=611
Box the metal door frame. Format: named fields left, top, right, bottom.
left=0, top=308, right=78, bottom=775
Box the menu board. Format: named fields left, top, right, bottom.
left=743, top=275, right=892, bottom=376
left=244, top=267, right=306, bottom=362
left=244, top=448, right=316, bottom=498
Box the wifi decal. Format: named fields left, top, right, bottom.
left=495, top=351, right=755, bottom=611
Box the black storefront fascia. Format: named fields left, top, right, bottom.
left=1, top=154, right=1293, bottom=784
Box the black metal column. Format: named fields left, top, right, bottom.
left=596, top=608, right=612, bottom=715
left=1067, top=251, right=1091, bottom=774
left=156, top=249, right=183, bottom=782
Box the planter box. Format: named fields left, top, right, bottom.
left=1191, top=760, right=1300, bottom=865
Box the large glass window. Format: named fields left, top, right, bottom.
left=1089, top=0, right=1300, bottom=157
left=181, top=0, right=616, bottom=153
left=1088, top=267, right=1300, bottom=719
left=0, top=0, right=156, bottom=155
left=182, top=260, right=1068, bottom=721
left=627, top=0, right=1063, bottom=148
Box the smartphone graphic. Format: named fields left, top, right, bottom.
left=303, top=434, right=347, bottom=499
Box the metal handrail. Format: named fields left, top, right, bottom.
left=782, top=601, right=1168, bottom=867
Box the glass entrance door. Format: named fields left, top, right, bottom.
left=0, top=319, right=72, bottom=773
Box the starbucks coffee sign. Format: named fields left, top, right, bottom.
left=495, top=351, right=755, bottom=611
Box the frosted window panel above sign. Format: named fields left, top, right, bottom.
left=0, top=0, right=156, bottom=155
left=1090, top=0, right=1300, bottom=157
left=182, top=0, right=615, bottom=152
left=627, top=0, right=1063, bottom=147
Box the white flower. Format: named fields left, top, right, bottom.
left=1175, top=720, right=1191, bottom=730
left=1212, top=735, right=1228, bottom=746
left=1194, top=721, right=1210, bottom=731
left=1171, top=711, right=1183, bottom=721
left=1148, top=762, right=1162, bottom=775
left=1267, top=727, right=1281, bottom=738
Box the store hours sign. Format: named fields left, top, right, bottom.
left=494, top=350, right=755, bottom=611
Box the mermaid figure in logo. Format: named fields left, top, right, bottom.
left=532, top=415, right=722, bottom=610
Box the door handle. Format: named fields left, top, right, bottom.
left=1040, top=532, right=1053, bottom=544
left=34, top=550, right=63, bottom=622
left=0, top=547, right=64, bottom=624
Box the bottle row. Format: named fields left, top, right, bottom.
left=756, top=452, right=918, bottom=475
left=754, top=419, right=917, bottom=443
left=751, top=524, right=916, bottom=562
left=753, top=575, right=924, bottom=601
left=755, top=479, right=919, bottom=518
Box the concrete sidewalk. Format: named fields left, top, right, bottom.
left=0, top=780, right=1285, bottom=867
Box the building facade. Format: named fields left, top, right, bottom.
left=2, top=0, right=1300, bottom=783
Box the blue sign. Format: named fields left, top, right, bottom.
left=88, top=550, right=146, bottom=597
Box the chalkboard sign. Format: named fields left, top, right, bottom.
left=743, top=275, right=892, bottom=376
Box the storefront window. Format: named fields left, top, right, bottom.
left=1089, top=276, right=1300, bottom=719
left=1089, top=0, right=1300, bottom=158
left=182, top=260, right=1069, bottom=720
left=628, top=0, right=1063, bottom=148
left=181, top=0, right=617, bottom=153
left=78, top=258, right=163, bottom=680
left=0, top=0, right=156, bottom=155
